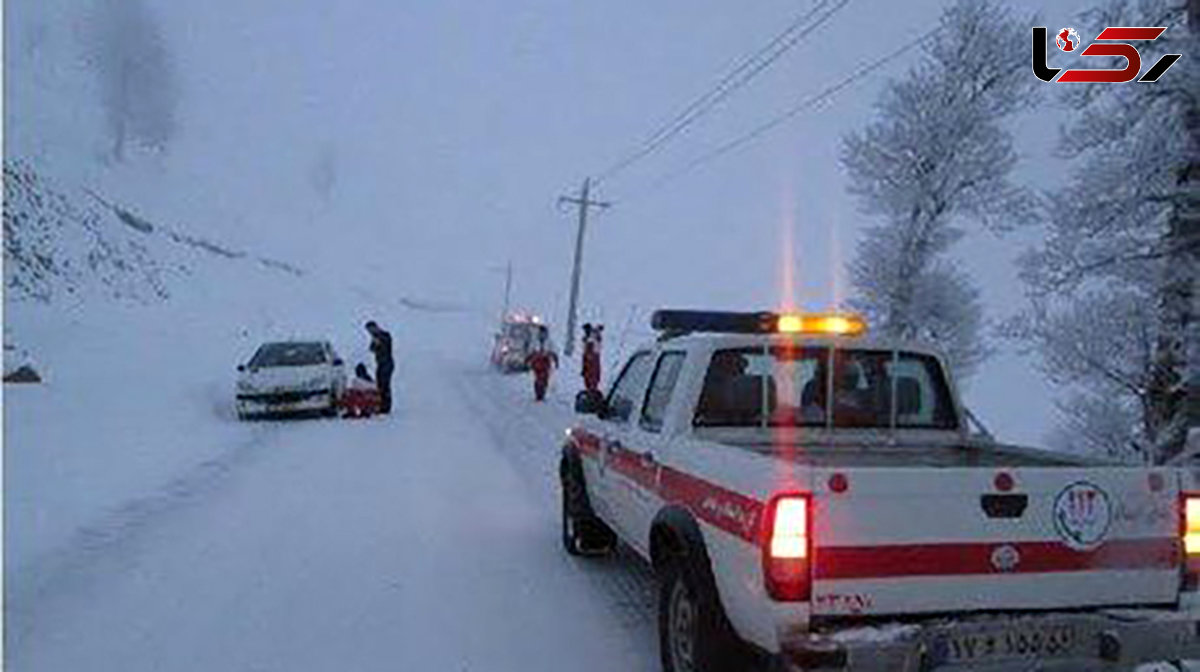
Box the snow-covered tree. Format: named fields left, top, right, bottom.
left=1006, top=289, right=1155, bottom=459
left=848, top=226, right=988, bottom=374
left=1013, top=0, right=1197, bottom=463
left=85, top=0, right=177, bottom=161
left=841, top=0, right=1036, bottom=378
left=310, top=145, right=338, bottom=203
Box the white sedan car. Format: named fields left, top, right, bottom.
left=236, top=340, right=347, bottom=419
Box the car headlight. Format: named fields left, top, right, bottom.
left=303, top=376, right=329, bottom=391
left=237, top=380, right=255, bottom=392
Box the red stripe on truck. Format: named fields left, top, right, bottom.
left=573, top=431, right=601, bottom=458
left=659, top=465, right=764, bottom=543
left=570, top=428, right=763, bottom=543
left=815, top=537, right=1180, bottom=580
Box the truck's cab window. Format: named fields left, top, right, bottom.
left=693, top=346, right=957, bottom=430
left=605, top=352, right=654, bottom=423
left=640, top=352, right=686, bottom=432
left=695, top=347, right=825, bottom=427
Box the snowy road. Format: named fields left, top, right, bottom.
left=9, top=351, right=658, bottom=671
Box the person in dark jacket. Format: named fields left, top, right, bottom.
left=366, top=320, right=394, bottom=414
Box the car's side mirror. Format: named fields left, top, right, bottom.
left=332, top=358, right=344, bottom=367
left=575, top=390, right=606, bottom=415
left=607, top=396, right=633, bottom=421
left=237, top=364, right=246, bottom=372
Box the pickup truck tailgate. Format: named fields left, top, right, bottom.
left=809, top=467, right=1181, bottom=617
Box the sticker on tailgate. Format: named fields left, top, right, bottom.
left=1053, top=481, right=1112, bottom=550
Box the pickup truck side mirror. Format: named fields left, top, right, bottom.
left=575, top=390, right=606, bottom=415
left=332, top=358, right=344, bottom=367
left=237, top=364, right=246, bottom=372
left=605, top=396, right=633, bottom=421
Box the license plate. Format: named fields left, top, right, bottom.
left=931, top=623, right=1080, bottom=664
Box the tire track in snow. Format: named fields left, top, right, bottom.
left=5, top=417, right=303, bottom=653
left=451, top=360, right=659, bottom=636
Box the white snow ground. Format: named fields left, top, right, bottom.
left=6, top=309, right=660, bottom=671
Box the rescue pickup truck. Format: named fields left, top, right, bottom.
left=558, top=310, right=1200, bottom=672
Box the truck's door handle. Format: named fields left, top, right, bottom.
left=981, top=494, right=1028, bottom=519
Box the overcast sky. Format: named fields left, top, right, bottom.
left=7, top=0, right=1099, bottom=444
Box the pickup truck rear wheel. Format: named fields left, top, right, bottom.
left=560, top=468, right=615, bottom=556
left=658, top=554, right=744, bottom=672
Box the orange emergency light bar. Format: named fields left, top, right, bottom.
left=651, top=310, right=868, bottom=337
left=775, top=313, right=867, bottom=337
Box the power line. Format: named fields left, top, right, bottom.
left=595, top=0, right=849, bottom=183
left=594, top=0, right=851, bottom=184
left=620, top=27, right=938, bottom=201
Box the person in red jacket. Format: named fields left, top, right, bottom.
left=581, top=323, right=603, bottom=393
left=342, top=363, right=381, bottom=418
left=526, top=326, right=558, bottom=402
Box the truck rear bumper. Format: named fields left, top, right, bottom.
left=776, top=608, right=1200, bottom=671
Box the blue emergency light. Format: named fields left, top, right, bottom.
left=651, top=310, right=776, bottom=334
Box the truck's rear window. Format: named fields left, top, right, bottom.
left=693, top=347, right=958, bottom=430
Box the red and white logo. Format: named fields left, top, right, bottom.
left=1053, top=482, right=1113, bottom=550
left=1033, top=26, right=1182, bottom=83
left=1056, top=27, right=1081, bottom=52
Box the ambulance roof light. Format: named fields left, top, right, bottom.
left=650, top=310, right=867, bottom=337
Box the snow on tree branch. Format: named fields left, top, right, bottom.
left=842, top=0, right=1035, bottom=379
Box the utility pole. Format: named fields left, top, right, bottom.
left=489, top=261, right=514, bottom=323
left=502, top=260, right=512, bottom=321
left=559, top=177, right=610, bottom=357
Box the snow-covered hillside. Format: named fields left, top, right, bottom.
left=5, top=160, right=176, bottom=304
left=3, top=160, right=307, bottom=306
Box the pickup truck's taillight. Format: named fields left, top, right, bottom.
left=1182, top=495, right=1200, bottom=591
left=762, top=493, right=811, bottom=601
left=1186, top=497, right=1200, bottom=553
